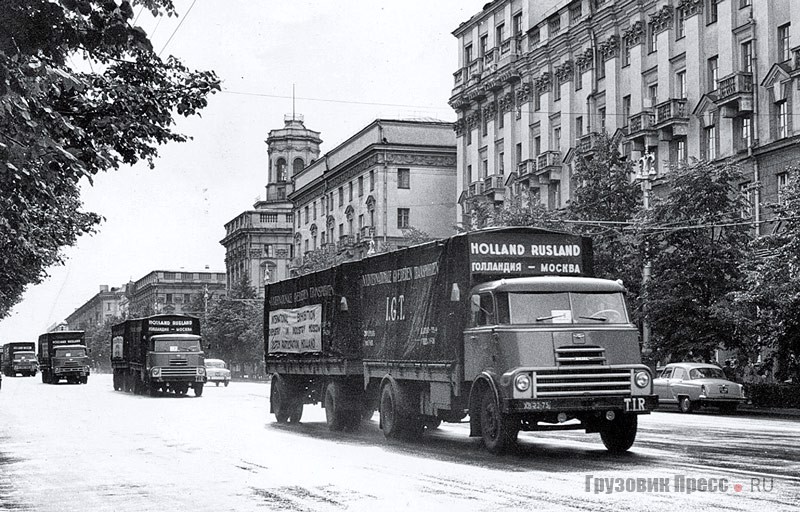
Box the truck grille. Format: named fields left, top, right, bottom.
left=534, top=368, right=632, bottom=397
left=169, top=359, right=188, bottom=367
left=160, top=367, right=197, bottom=378
left=555, top=345, right=606, bottom=366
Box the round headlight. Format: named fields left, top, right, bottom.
left=514, top=373, right=531, bottom=392
left=634, top=371, right=650, bottom=388
left=151, top=367, right=161, bottom=377
left=197, top=367, right=206, bottom=376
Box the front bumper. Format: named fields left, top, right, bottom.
left=54, top=367, right=89, bottom=377
left=505, top=394, right=659, bottom=414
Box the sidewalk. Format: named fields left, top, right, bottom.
left=737, top=404, right=800, bottom=419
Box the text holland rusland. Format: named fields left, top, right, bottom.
left=470, top=242, right=583, bottom=274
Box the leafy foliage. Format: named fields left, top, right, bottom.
left=734, top=169, right=800, bottom=380
left=642, top=160, right=751, bottom=362
left=0, top=0, right=220, bottom=318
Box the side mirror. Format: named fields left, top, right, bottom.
left=470, top=295, right=480, bottom=314
left=450, top=283, right=460, bottom=302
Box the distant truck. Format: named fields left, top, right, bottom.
left=38, top=331, right=89, bottom=384
left=2, top=342, right=38, bottom=377
left=265, top=227, right=657, bottom=453
left=111, top=315, right=206, bottom=397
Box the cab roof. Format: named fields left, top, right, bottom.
left=472, top=276, right=625, bottom=294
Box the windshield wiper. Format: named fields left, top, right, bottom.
left=579, top=315, right=609, bottom=322
left=536, top=314, right=566, bottom=322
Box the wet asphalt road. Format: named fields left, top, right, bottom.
left=1, top=373, right=798, bottom=512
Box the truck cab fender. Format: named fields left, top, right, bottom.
left=468, top=372, right=501, bottom=437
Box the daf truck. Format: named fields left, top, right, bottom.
left=38, top=331, right=89, bottom=384
left=2, top=342, right=38, bottom=377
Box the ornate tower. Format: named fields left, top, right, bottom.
left=264, top=114, right=322, bottom=203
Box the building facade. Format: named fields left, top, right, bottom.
left=126, top=270, right=227, bottom=317
left=64, top=285, right=128, bottom=330
left=290, top=119, right=457, bottom=267
left=221, top=114, right=322, bottom=295
left=450, top=0, right=800, bottom=233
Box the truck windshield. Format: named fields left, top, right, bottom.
left=54, top=348, right=86, bottom=358
left=153, top=339, right=202, bottom=352
left=506, top=291, right=628, bottom=325
left=14, top=353, right=36, bottom=361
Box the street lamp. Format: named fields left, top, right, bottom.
left=637, top=150, right=656, bottom=361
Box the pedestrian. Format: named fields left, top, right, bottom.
left=723, top=359, right=735, bottom=381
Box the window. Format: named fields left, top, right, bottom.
left=598, top=107, right=606, bottom=131
left=530, top=28, right=540, bottom=45
left=370, top=170, right=375, bottom=191
left=292, top=158, right=304, bottom=175
left=777, top=101, right=789, bottom=138
left=183, top=294, right=191, bottom=304
left=622, top=95, right=631, bottom=126
left=777, top=172, right=790, bottom=203
left=275, top=158, right=287, bottom=182
left=554, top=82, right=561, bottom=101
left=548, top=16, right=560, bottom=34
left=304, top=239, right=309, bottom=253
left=467, top=125, right=472, bottom=145
left=553, top=126, right=561, bottom=150
left=480, top=34, right=488, bottom=58
left=397, top=208, right=410, bottom=229
left=575, top=69, right=583, bottom=91
left=740, top=0, right=751, bottom=6
left=704, top=125, right=717, bottom=160
left=264, top=244, right=274, bottom=257
left=338, top=223, right=344, bottom=238
left=498, top=107, right=504, bottom=129
left=496, top=23, right=505, bottom=45
left=622, top=39, right=630, bottom=67
left=576, top=116, right=583, bottom=138
left=349, top=181, right=353, bottom=201
left=464, top=43, right=473, bottom=64
left=513, top=12, right=523, bottom=37
left=515, top=143, right=522, bottom=167
left=481, top=159, right=489, bottom=179
left=676, top=139, right=687, bottom=163
left=570, top=5, right=582, bottom=22
left=534, top=135, right=541, bottom=156
left=779, top=24, right=791, bottom=62
left=338, top=187, right=344, bottom=206
left=707, top=0, right=718, bottom=24
left=534, top=89, right=541, bottom=111
left=304, top=205, right=309, bottom=224
left=741, top=41, right=753, bottom=73
left=312, top=201, right=317, bottom=220
left=741, top=116, right=752, bottom=149
left=676, top=11, right=685, bottom=39
left=498, top=151, right=505, bottom=174
left=677, top=70, right=687, bottom=99
left=397, top=168, right=410, bottom=189
left=482, top=109, right=488, bottom=137
left=648, top=24, right=658, bottom=53
left=708, top=56, right=719, bottom=91
left=358, top=176, right=364, bottom=196
left=166, top=293, right=173, bottom=304
left=648, top=83, right=658, bottom=106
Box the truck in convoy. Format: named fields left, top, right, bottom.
left=265, top=227, right=657, bottom=453
left=111, top=315, right=206, bottom=397
left=38, top=331, right=89, bottom=384
left=2, top=342, right=38, bottom=377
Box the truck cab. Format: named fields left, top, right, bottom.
left=464, top=276, right=657, bottom=452
left=146, top=333, right=206, bottom=396
left=48, top=345, right=90, bottom=384
left=11, top=351, right=38, bottom=377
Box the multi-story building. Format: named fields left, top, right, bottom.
left=126, top=270, right=227, bottom=316
left=290, top=119, right=457, bottom=267
left=64, top=284, right=128, bottom=330
left=221, top=114, right=322, bottom=295
left=450, top=0, right=800, bottom=233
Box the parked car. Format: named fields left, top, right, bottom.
left=205, top=359, right=231, bottom=387
left=654, top=362, right=746, bottom=413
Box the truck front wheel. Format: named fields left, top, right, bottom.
left=599, top=413, right=638, bottom=453
left=479, top=391, right=518, bottom=454
left=193, top=383, right=204, bottom=397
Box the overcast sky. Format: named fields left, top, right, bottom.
left=0, top=0, right=481, bottom=342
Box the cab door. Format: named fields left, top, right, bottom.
left=463, top=292, right=499, bottom=379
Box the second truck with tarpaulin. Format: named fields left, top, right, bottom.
left=111, top=315, right=206, bottom=397
left=2, top=342, right=38, bottom=377
left=265, top=227, right=657, bottom=453
left=37, top=331, right=89, bottom=384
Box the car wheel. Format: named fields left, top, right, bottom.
left=224, top=380, right=229, bottom=387
left=479, top=391, right=518, bottom=454
left=679, top=396, right=694, bottom=413
left=215, top=382, right=220, bottom=387
left=600, top=414, right=638, bottom=453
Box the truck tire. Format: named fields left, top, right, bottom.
left=289, top=402, right=303, bottom=423
left=379, top=382, right=421, bottom=439
left=80, top=376, right=88, bottom=384
left=600, top=413, right=638, bottom=453
left=42, top=372, right=47, bottom=384
left=271, top=375, right=296, bottom=423
left=324, top=382, right=347, bottom=431
left=193, top=383, right=204, bottom=397
left=479, top=391, right=518, bottom=454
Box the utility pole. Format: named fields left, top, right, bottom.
left=637, top=150, right=656, bottom=361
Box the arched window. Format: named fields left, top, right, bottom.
left=276, top=158, right=287, bottom=182
left=293, top=157, right=304, bottom=175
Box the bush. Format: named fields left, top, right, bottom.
left=743, top=383, right=800, bottom=408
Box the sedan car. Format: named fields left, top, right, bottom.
left=654, top=362, right=746, bottom=413
left=204, top=358, right=231, bottom=387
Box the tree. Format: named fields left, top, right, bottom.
left=196, top=275, right=263, bottom=376
left=0, top=0, right=220, bottom=318
left=83, top=315, right=123, bottom=372
left=466, top=188, right=565, bottom=232
left=642, top=160, right=751, bottom=362
left=734, top=168, right=800, bottom=380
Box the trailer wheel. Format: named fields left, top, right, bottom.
left=380, top=382, right=421, bottom=438
left=42, top=372, right=48, bottom=384
left=271, top=375, right=294, bottom=423
left=324, top=382, right=347, bottom=431
left=479, top=391, right=518, bottom=454
left=289, top=401, right=303, bottom=423
left=600, top=413, right=637, bottom=453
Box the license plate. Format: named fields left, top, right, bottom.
left=719, top=387, right=728, bottom=394
left=522, top=401, right=552, bottom=411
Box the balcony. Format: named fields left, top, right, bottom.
left=483, top=174, right=506, bottom=202
left=453, top=68, right=465, bottom=87
left=517, top=159, right=536, bottom=180
left=338, top=235, right=355, bottom=249
left=626, top=110, right=657, bottom=151
left=576, top=132, right=602, bottom=155
left=716, top=72, right=754, bottom=116
left=483, top=48, right=497, bottom=75
left=359, top=225, right=375, bottom=241
left=654, top=99, right=689, bottom=139
left=468, top=181, right=486, bottom=197
left=535, top=151, right=562, bottom=184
